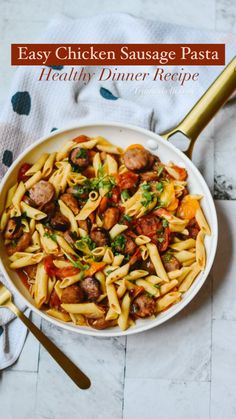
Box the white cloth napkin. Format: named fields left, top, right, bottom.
left=0, top=13, right=235, bottom=369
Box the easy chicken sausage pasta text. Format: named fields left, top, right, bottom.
left=0, top=134, right=211, bottom=331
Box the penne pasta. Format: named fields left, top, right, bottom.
left=76, top=196, right=101, bottom=221
left=136, top=279, right=160, bottom=297
left=6, top=183, right=18, bottom=208
left=58, top=199, right=79, bottom=234
left=196, top=230, right=206, bottom=270
left=147, top=243, right=169, bottom=282
left=21, top=202, right=47, bottom=220
left=34, top=262, right=48, bottom=308
left=61, top=303, right=105, bottom=318
left=106, top=263, right=130, bottom=284
left=107, top=154, right=118, bottom=175
left=24, top=171, right=42, bottom=190
left=117, top=292, right=131, bottom=331
left=179, top=263, right=201, bottom=292
left=106, top=282, right=121, bottom=314
left=109, top=224, right=128, bottom=239
left=47, top=308, right=71, bottom=322
left=9, top=252, right=44, bottom=269
left=195, top=207, right=211, bottom=236
left=170, top=238, right=196, bottom=251
left=25, top=154, right=49, bottom=176
left=135, top=235, right=151, bottom=245
left=156, top=292, right=182, bottom=312
left=42, top=152, right=56, bottom=178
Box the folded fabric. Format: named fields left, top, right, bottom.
left=0, top=12, right=235, bottom=369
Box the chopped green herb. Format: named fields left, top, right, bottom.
left=162, top=252, right=173, bottom=263
left=141, top=191, right=154, bottom=208
left=107, top=191, right=112, bottom=198
left=141, top=183, right=154, bottom=207
left=78, top=271, right=85, bottom=281
left=121, top=189, right=130, bottom=201
left=154, top=200, right=165, bottom=210
left=75, top=148, right=87, bottom=159
left=156, top=182, right=164, bottom=192
left=154, top=283, right=161, bottom=289
left=111, top=234, right=126, bottom=251
left=65, top=252, right=90, bottom=270
left=157, top=237, right=164, bottom=243
left=122, top=214, right=133, bottom=222
left=75, top=235, right=96, bottom=254
left=162, top=219, right=169, bottom=228
left=141, top=182, right=151, bottom=191
left=157, top=166, right=164, bottom=177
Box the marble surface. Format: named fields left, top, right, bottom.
left=0, top=1, right=236, bottom=418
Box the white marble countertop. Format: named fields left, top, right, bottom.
left=0, top=1, right=236, bottom=418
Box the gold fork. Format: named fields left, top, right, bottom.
left=0, top=282, right=91, bottom=389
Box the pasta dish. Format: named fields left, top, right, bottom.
left=0, top=135, right=211, bottom=331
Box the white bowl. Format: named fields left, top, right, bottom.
left=0, top=122, right=218, bottom=337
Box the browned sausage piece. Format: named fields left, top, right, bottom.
left=124, top=236, right=136, bottom=255
left=6, top=232, right=31, bottom=256
left=90, top=228, right=110, bottom=247
left=42, top=201, right=56, bottom=216
left=80, top=276, right=101, bottom=301
left=60, top=193, right=79, bottom=215
left=50, top=212, right=70, bottom=232
left=103, top=207, right=120, bottom=230
left=140, top=171, right=159, bottom=182
left=4, top=218, right=22, bottom=240
left=162, top=255, right=181, bottom=272
left=141, top=259, right=156, bottom=275
left=123, top=147, right=151, bottom=171
left=112, top=234, right=137, bottom=256
left=131, top=294, right=156, bottom=318
left=69, top=147, right=89, bottom=171
left=29, top=180, right=55, bottom=208
left=187, top=218, right=200, bottom=239
left=61, top=284, right=84, bottom=304
left=135, top=215, right=161, bottom=238
left=87, top=317, right=115, bottom=330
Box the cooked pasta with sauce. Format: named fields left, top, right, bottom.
left=0, top=134, right=211, bottom=331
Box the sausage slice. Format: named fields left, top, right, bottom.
left=123, top=147, right=155, bottom=172
left=29, top=180, right=55, bottom=208
left=131, top=294, right=156, bottom=318
left=103, top=207, right=120, bottom=230
left=4, top=218, right=22, bottom=240
left=162, top=255, right=181, bottom=272
left=90, top=228, right=110, bottom=247
left=6, top=232, right=31, bottom=255
left=60, top=193, right=80, bottom=215
left=80, top=277, right=101, bottom=301
left=61, top=284, right=84, bottom=304
left=50, top=212, right=70, bottom=232
left=69, top=147, right=89, bottom=171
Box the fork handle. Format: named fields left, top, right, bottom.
left=9, top=302, right=90, bottom=389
